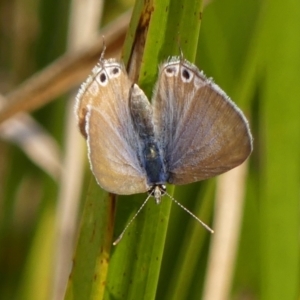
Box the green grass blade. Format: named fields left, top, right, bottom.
left=105, top=0, right=204, bottom=299
left=259, top=1, right=300, bottom=298
left=64, top=179, right=115, bottom=300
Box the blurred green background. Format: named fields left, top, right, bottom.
left=0, top=0, right=299, bottom=299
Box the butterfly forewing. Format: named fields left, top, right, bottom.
left=153, top=58, right=252, bottom=185
left=76, top=60, right=149, bottom=195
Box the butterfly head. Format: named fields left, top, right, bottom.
left=148, top=184, right=167, bottom=204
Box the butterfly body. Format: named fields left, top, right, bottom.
left=129, top=84, right=168, bottom=189
left=75, top=56, right=252, bottom=201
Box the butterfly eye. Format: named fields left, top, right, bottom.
left=181, top=68, right=193, bottom=82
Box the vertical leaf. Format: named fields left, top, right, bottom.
left=259, top=0, right=300, bottom=299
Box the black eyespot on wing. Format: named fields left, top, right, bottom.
left=182, top=68, right=190, bottom=80
left=112, top=67, right=119, bottom=75
left=166, top=67, right=175, bottom=74
left=100, top=72, right=107, bottom=83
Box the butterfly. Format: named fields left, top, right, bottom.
left=75, top=54, right=252, bottom=206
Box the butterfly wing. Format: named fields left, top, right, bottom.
left=152, top=58, right=252, bottom=185
left=75, top=59, right=150, bottom=194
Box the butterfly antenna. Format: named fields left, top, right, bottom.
left=100, top=36, right=106, bottom=62
left=178, top=44, right=185, bottom=62
left=165, top=191, right=214, bottom=234
left=113, top=192, right=153, bottom=245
